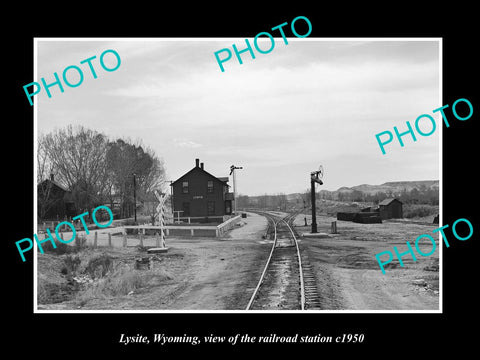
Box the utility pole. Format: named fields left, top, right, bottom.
left=169, top=180, right=174, bottom=219
left=310, top=167, right=324, bottom=233
left=303, top=198, right=307, bottom=226
left=230, top=165, right=243, bottom=214
left=133, top=173, right=137, bottom=224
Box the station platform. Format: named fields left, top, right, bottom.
left=225, top=212, right=269, bottom=240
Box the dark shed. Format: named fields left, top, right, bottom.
left=378, top=198, right=403, bottom=219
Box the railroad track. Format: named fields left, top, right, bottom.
left=246, top=211, right=321, bottom=310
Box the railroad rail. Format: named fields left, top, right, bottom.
left=246, top=211, right=306, bottom=310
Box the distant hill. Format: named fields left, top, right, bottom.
left=314, top=180, right=439, bottom=201
left=349, top=180, right=439, bottom=195
left=239, top=180, right=439, bottom=209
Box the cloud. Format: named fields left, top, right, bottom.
left=37, top=39, right=441, bottom=195
left=173, top=138, right=202, bottom=148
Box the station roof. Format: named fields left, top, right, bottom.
left=170, top=166, right=229, bottom=187
left=379, top=198, right=402, bottom=206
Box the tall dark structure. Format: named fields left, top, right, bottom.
left=310, top=167, right=324, bottom=233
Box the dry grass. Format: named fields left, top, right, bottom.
left=37, top=246, right=174, bottom=307
left=75, top=263, right=173, bottom=305
left=37, top=254, right=78, bottom=304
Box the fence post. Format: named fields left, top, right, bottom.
left=123, top=232, right=127, bottom=247
left=108, top=233, right=112, bottom=247
left=155, top=232, right=160, bottom=247
left=94, top=231, right=98, bottom=248
left=331, top=221, right=337, bottom=234
left=139, top=233, right=144, bottom=247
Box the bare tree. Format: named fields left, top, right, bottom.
left=303, top=188, right=311, bottom=208
left=277, top=193, right=287, bottom=211
left=236, top=194, right=250, bottom=209
left=37, top=134, right=51, bottom=184
left=259, top=193, right=268, bottom=210
left=37, top=134, right=56, bottom=219
left=106, top=138, right=167, bottom=218
left=38, top=126, right=167, bottom=221
left=41, top=125, right=109, bottom=215
left=141, top=146, right=167, bottom=193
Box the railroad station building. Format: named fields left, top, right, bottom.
left=170, top=159, right=234, bottom=222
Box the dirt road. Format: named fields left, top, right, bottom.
left=296, top=215, right=439, bottom=311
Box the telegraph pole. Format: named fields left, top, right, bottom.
left=230, top=165, right=243, bottom=214
left=133, top=173, right=137, bottom=224
left=169, top=180, right=174, bottom=219
left=310, top=167, right=324, bottom=233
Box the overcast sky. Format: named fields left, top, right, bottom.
left=36, top=38, right=441, bottom=196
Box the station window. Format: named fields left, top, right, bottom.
left=182, top=181, right=189, bottom=194
left=207, top=180, right=214, bottom=193
left=207, top=201, right=215, bottom=215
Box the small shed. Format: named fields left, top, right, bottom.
left=378, top=198, right=403, bottom=219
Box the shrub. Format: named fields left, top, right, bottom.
left=78, top=266, right=144, bottom=300
left=403, top=204, right=438, bottom=219
left=38, top=234, right=88, bottom=255
left=85, top=254, right=114, bottom=279
left=75, top=264, right=173, bottom=306
left=63, top=255, right=81, bottom=274
left=41, top=240, right=74, bottom=255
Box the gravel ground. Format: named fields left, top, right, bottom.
left=37, top=212, right=270, bottom=311
left=296, top=214, right=440, bottom=311
left=37, top=212, right=439, bottom=311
